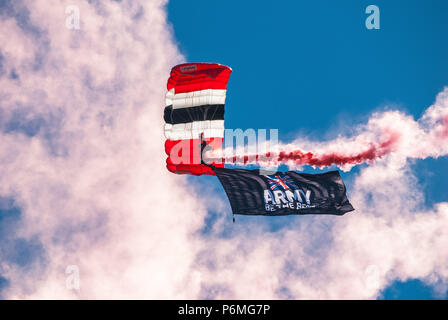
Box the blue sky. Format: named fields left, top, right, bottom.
left=168, top=0, right=448, bottom=299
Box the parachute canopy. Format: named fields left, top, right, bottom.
left=164, top=63, right=232, bottom=175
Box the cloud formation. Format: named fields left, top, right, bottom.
left=0, top=0, right=447, bottom=299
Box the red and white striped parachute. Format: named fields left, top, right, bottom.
left=164, top=63, right=232, bottom=175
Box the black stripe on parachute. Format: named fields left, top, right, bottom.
left=164, top=104, right=225, bottom=124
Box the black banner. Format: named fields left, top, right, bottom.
left=213, top=167, right=354, bottom=216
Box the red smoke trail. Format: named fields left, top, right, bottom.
left=202, top=89, right=448, bottom=169
left=221, top=132, right=401, bottom=168
left=277, top=133, right=400, bottom=167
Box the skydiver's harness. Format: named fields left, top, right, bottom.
left=199, top=134, right=235, bottom=223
